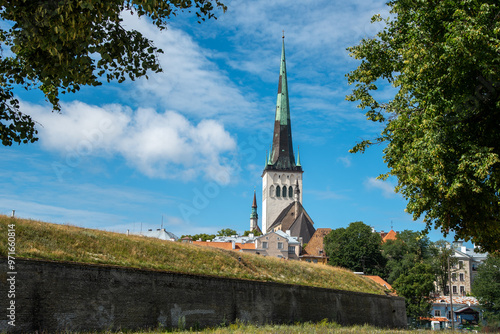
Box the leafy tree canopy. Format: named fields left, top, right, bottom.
left=243, top=230, right=262, bottom=237
left=0, top=0, right=226, bottom=146
left=393, top=262, right=435, bottom=320
left=181, top=233, right=215, bottom=242
left=472, top=253, right=500, bottom=325
left=216, top=228, right=237, bottom=237
left=382, top=230, right=433, bottom=284
left=347, top=0, right=500, bottom=252
left=324, top=221, right=386, bottom=275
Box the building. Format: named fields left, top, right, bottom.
left=192, top=230, right=301, bottom=260
left=254, top=230, right=301, bottom=260
left=425, top=295, right=481, bottom=330
left=434, top=241, right=487, bottom=297
left=249, top=190, right=261, bottom=234
left=141, top=228, right=178, bottom=241
left=261, top=36, right=316, bottom=244
left=300, top=228, right=331, bottom=264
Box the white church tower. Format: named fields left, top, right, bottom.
left=261, top=36, right=303, bottom=234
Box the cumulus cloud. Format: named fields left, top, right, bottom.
left=26, top=100, right=236, bottom=183
left=119, top=12, right=259, bottom=127
left=364, top=177, right=396, bottom=198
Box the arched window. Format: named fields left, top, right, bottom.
left=269, top=185, right=275, bottom=198
left=276, top=185, right=281, bottom=197
left=289, top=186, right=293, bottom=198
left=282, top=186, right=287, bottom=198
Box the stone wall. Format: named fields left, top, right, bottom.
left=0, top=259, right=406, bottom=333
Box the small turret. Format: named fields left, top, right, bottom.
left=250, top=190, right=260, bottom=233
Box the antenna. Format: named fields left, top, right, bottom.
left=391, top=220, right=394, bottom=230
left=161, top=215, right=163, bottom=230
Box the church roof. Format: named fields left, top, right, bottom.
left=264, top=36, right=301, bottom=172
left=268, top=201, right=315, bottom=243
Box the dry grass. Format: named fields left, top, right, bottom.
left=0, top=215, right=385, bottom=294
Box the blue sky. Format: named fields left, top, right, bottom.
left=0, top=0, right=455, bottom=242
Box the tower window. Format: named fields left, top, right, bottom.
left=276, top=186, right=281, bottom=197
left=282, top=186, right=287, bottom=198
left=269, top=185, right=275, bottom=198
left=289, top=186, right=293, bottom=198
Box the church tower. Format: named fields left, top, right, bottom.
left=261, top=36, right=303, bottom=234
left=249, top=190, right=260, bottom=233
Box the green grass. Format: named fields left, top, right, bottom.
left=63, top=321, right=475, bottom=334
left=0, top=215, right=385, bottom=294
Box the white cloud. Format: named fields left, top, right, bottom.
left=25, top=100, right=237, bottom=183
left=337, top=156, right=352, bottom=168
left=364, top=177, right=396, bottom=198
left=119, top=12, right=260, bottom=127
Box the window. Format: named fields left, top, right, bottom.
left=459, top=273, right=465, bottom=281
left=434, top=310, right=441, bottom=317
left=277, top=242, right=283, bottom=249
left=282, top=185, right=287, bottom=198
left=269, top=185, right=275, bottom=198
left=447, top=311, right=452, bottom=319
left=452, top=286, right=457, bottom=294
left=460, top=286, right=465, bottom=295
left=459, top=261, right=464, bottom=269
left=288, top=186, right=293, bottom=198
left=445, top=286, right=450, bottom=296
left=452, top=273, right=457, bottom=281
left=276, top=185, right=281, bottom=197
left=313, top=259, right=318, bottom=263
left=288, top=246, right=295, bottom=254
left=262, top=242, right=268, bottom=249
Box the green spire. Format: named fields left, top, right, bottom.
left=274, top=35, right=290, bottom=127
left=250, top=190, right=258, bottom=219
left=265, top=34, right=300, bottom=171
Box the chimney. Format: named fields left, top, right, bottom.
left=11, top=210, right=15, bottom=218
left=126, top=229, right=130, bottom=236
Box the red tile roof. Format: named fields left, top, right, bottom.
left=382, top=230, right=397, bottom=243
left=365, top=275, right=394, bottom=292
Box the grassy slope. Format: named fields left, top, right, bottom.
left=0, top=215, right=385, bottom=294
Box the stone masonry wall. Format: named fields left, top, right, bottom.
left=0, top=259, right=406, bottom=333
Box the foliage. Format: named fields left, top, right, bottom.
left=429, top=240, right=457, bottom=295
left=0, top=0, right=226, bottom=146
left=324, top=221, right=386, bottom=275
left=472, top=253, right=500, bottom=326
left=0, top=215, right=385, bottom=294
left=382, top=230, right=433, bottom=284
left=217, top=228, right=237, bottom=236
left=243, top=230, right=262, bottom=237
left=392, top=263, right=435, bottom=320
left=133, top=321, right=427, bottom=333
left=181, top=233, right=216, bottom=242
left=346, top=0, right=500, bottom=252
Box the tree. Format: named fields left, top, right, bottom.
left=324, top=221, right=386, bottom=275
left=382, top=230, right=433, bottom=284
left=243, top=230, right=262, bottom=237
left=429, top=240, right=457, bottom=295
left=346, top=0, right=500, bottom=252
left=181, top=233, right=215, bottom=242
left=216, top=228, right=237, bottom=237
left=472, top=253, right=500, bottom=326
left=393, top=262, right=436, bottom=321
left=0, top=0, right=226, bottom=146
